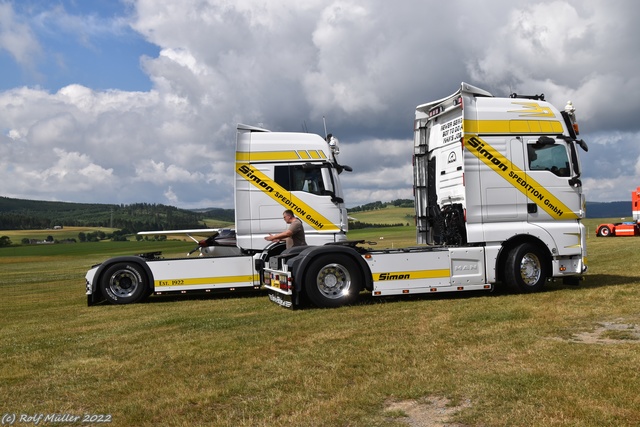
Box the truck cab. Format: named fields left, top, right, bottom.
left=235, top=124, right=348, bottom=250
left=414, top=83, right=588, bottom=284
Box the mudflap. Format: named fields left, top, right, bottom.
left=267, top=290, right=296, bottom=310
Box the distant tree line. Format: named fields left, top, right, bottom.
left=0, top=197, right=233, bottom=232
left=349, top=221, right=408, bottom=230
left=348, top=199, right=414, bottom=213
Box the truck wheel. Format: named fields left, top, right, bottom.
left=100, top=263, right=149, bottom=304
left=597, top=226, right=611, bottom=237
left=504, top=243, right=547, bottom=293
left=304, top=255, right=361, bottom=308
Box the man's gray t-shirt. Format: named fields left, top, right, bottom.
left=286, top=218, right=307, bottom=249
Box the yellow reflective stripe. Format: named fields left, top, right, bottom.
left=508, top=101, right=556, bottom=117
left=236, top=152, right=251, bottom=162
left=236, top=162, right=340, bottom=231
left=465, top=135, right=578, bottom=220
left=236, top=151, right=300, bottom=161
left=464, top=119, right=564, bottom=134
left=156, top=274, right=258, bottom=287
left=236, top=150, right=329, bottom=161
left=564, top=232, right=583, bottom=249
left=373, top=269, right=450, bottom=281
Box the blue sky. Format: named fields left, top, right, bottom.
left=1, top=0, right=640, bottom=208
left=1, top=0, right=157, bottom=92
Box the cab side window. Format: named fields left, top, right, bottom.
left=274, top=165, right=326, bottom=195
left=527, top=144, right=570, bottom=177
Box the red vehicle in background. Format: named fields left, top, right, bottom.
left=596, top=187, right=640, bottom=236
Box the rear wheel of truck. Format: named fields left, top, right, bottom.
left=504, top=243, right=548, bottom=293
left=100, top=262, right=149, bottom=304
left=304, top=255, right=362, bottom=308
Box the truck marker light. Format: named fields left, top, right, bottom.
left=402, top=290, right=410, bottom=294
left=430, top=288, right=438, bottom=292
left=457, top=287, right=464, bottom=291
left=428, top=105, right=444, bottom=117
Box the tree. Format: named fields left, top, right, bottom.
left=0, top=236, right=12, bottom=247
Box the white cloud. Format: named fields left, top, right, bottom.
left=0, top=3, right=42, bottom=68
left=1, top=0, right=640, bottom=208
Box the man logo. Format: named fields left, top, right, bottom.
left=448, top=151, right=457, bottom=163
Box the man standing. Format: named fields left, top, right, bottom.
left=264, top=209, right=307, bottom=249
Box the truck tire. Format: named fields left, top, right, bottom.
left=100, top=262, right=149, bottom=304
left=304, top=255, right=362, bottom=308
left=597, top=226, right=611, bottom=237
left=504, top=243, right=547, bottom=293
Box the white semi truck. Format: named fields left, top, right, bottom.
left=263, top=83, right=589, bottom=309
left=85, top=124, right=350, bottom=305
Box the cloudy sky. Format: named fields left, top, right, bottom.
left=1, top=0, right=639, bottom=209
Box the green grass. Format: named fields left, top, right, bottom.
left=2, top=220, right=640, bottom=426
left=349, top=205, right=415, bottom=225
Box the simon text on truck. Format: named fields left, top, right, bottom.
left=85, top=124, right=351, bottom=305
left=263, top=82, right=589, bottom=309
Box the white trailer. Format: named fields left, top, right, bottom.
left=85, top=124, right=350, bottom=305
left=263, top=83, right=589, bottom=309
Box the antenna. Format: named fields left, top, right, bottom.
left=323, top=116, right=328, bottom=139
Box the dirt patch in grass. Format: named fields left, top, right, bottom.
left=568, top=319, right=640, bottom=344
left=384, top=396, right=471, bottom=427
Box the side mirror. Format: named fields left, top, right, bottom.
left=577, top=139, right=588, bottom=152
left=337, top=164, right=353, bottom=174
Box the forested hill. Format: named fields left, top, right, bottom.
left=0, top=197, right=233, bottom=232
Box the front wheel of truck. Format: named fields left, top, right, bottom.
left=504, top=243, right=548, bottom=293
left=304, top=255, right=362, bottom=308
left=100, top=262, right=149, bottom=304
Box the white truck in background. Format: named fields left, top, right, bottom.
left=263, top=82, right=589, bottom=309
left=85, top=124, right=350, bottom=305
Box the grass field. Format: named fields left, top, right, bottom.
left=349, top=206, right=415, bottom=225
left=2, top=218, right=640, bottom=426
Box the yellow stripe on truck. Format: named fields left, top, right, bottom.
left=236, top=151, right=301, bottom=162
left=156, top=274, right=258, bottom=287
left=373, top=269, right=451, bottom=281
left=236, top=162, right=340, bottom=231
left=465, top=135, right=578, bottom=220
left=464, top=119, right=564, bottom=135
